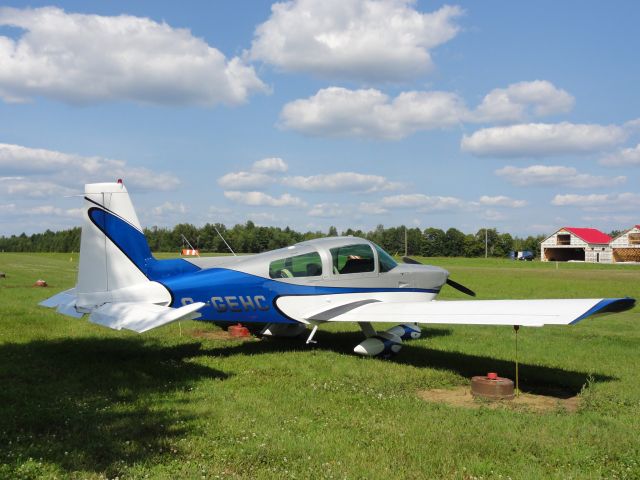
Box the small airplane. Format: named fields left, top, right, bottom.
left=41, top=181, right=635, bottom=357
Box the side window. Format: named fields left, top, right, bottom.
left=269, top=251, right=322, bottom=278
left=330, top=244, right=375, bottom=274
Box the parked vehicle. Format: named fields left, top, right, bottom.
left=518, top=250, right=534, bottom=261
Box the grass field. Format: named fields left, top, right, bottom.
left=1, top=252, right=639, bottom=479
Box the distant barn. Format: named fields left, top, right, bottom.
left=540, top=227, right=612, bottom=263
left=610, top=225, right=640, bottom=263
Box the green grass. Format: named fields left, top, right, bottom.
left=1, top=253, right=639, bottom=479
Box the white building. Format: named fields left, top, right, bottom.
left=540, top=227, right=612, bottom=263
left=610, top=225, right=640, bottom=263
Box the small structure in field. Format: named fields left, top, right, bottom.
left=610, top=225, right=640, bottom=263
left=540, top=227, right=611, bottom=263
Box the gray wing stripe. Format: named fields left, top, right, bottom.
left=308, top=299, right=381, bottom=321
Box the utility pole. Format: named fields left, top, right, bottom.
left=404, top=226, right=408, bottom=257
left=484, top=228, right=488, bottom=258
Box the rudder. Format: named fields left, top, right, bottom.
left=76, top=181, right=155, bottom=308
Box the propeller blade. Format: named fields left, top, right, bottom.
left=402, top=256, right=422, bottom=264
left=402, top=256, right=476, bottom=297
left=446, top=278, right=476, bottom=297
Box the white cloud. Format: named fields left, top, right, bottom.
left=217, top=158, right=288, bottom=191
left=551, top=193, right=609, bottom=207
left=359, top=193, right=525, bottom=216
left=151, top=201, right=187, bottom=216
left=208, top=206, right=232, bottom=215
left=218, top=160, right=401, bottom=196
left=224, top=190, right=307, bottom=207
left=462, top=122, right=627, bottom=157
left=358, top=202, right=389, bottom=215
left=251, top=157, right=288, bottom=173
left=481, top=209, right=507, bottom=221
left=0, top=144, right=179, bottom=233
left=23, top=205, right=82, bottom=217
left=0, top=143, right=180, bottom=194
left=495, top=165, right=626, bottom=188
left=473, top=80, right=574, bottom=123
left=624, top=118, right=640, bottom=130
left=280, top=81, right=576, bottom=139
left=249, top=0, right=463, bottom=82
left=0, top=143, right=103, bottom=175
left=0, top=203, right=16, bottom=213
left=247, top=212, right=279, bottom=224
left=582, top=214, right=636, bottom=224
left=477, top=195, right=527, bottom=208
left=599, top=144, right=640, bottom=167
left=280, top=87, right=468, bottom=139
left=0, top=7, right=266, bottom=106
left=0, top=179, right=75, bottom=198
left=307, top=203, right=345, bottom=218
left=283, top=172, right=400, bottom=193
left=217, top=171, right=273, bottom=190
left=379, top=194, right=466, bottom=212
left=551, top=192, right=640, bottom=211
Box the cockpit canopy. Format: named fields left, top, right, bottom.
left=267, top=237, right=397, bottom=279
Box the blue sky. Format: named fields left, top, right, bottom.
left=1, top=0, right=639, bottom=237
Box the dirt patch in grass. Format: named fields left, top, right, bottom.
left=190, top=328, right=258, bottom=342
left=418, top=386, right=580, bottom=413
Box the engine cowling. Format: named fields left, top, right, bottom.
left=353, top=331, right=402, bottom=357
left=386, top=323, right=421, bottom=341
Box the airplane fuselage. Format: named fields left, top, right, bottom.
left=160, top=265, right=443, bottom=325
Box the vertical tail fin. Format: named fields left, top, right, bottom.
left=76, top=182, right=156, bottom=307
left=41, top=181, right=205, bottom=326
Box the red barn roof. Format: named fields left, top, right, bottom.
left=563, top=227, right=611, bottom=244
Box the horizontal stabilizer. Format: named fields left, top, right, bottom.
left=39, top=289, right=84, bottom=318
left=56, top=301, right=84, bottom=318
left=39, top=288, right=76, bottom=308
left=307, top=298, right=635, bottom=327
left=89, top=301, right=205, bottom=333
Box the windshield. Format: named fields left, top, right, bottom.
left=374, top=244, right=398, bottom=272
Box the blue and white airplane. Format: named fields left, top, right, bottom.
left=41, top=182, right=635, bottom=357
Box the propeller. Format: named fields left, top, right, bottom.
left=444, top=278, right=476, bottom=297
left=402, top=256, right=476, bottom=297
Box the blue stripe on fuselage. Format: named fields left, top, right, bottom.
left=161, top=267, right=439, bottom=324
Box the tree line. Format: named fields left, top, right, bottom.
left=0, top=222, right=546, bottom=258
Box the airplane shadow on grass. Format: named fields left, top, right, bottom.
left=194, top=327, right=614, bottom=397
left=0, top=337, right=227, bottom=477
left=0, top=329, right=614, bottom=475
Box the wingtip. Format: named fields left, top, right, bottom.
left=572, top=297, right=636, bottom=324
left=599, top=297, right=635, bottom=314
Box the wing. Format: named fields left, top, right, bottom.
left=40, top=289, right=205, bottom=333
left=303, top=297, right=635, bottom=327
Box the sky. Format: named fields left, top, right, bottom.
left=0, top=0, right=639, bottom=237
